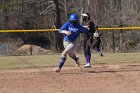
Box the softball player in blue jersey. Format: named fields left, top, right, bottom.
left=55, top=13, right=89, bottom=72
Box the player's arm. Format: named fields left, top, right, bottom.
left=81, top=26, right=90, bottom=39
left=83, top=26, right=90, bottom=30
left=80, top=26, right=92, bottom=47
left=59, top=22, right=71, bottom=35
left=61, top=30, right=71, bottom=35
left=80, top=26, right=89, bottom=34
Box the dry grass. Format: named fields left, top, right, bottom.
left=0, top=53, right=140, bottom=69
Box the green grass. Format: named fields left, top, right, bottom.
left=0, top=53, right=140, bottom=69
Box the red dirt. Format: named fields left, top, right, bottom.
left=0, top=63, right=140, bottom=93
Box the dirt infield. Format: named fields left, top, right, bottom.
left=0, top=63, right=140, bottom=93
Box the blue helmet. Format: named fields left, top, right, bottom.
left=69, top=13, right=78, bottom=21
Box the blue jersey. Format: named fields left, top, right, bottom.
left=59, top=21, right=89, bottom=42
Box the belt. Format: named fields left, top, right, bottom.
left=64, top=40, right=75, bottom=43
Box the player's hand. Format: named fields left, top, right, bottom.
left=61, top=30, right=72, bottom=35
left=84, top=26, right=90, bottom=30
left=65, top=31, right=72, bottom=35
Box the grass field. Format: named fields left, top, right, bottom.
left=1, top=53, right=140, bottom=93
left=0, top=53, right=140, bottom=69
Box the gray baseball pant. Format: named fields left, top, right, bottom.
left=61, top=40, right=77, bottom=58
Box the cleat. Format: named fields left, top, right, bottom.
left=75, top=56, right=80, bottom=67
left=100, top=52, right=103, bottom=57
left=55, top=67, right=61, bottom=73
left=83, top=63, right=91, bottom=68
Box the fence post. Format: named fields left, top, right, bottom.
left=112, top=30, right=115, bottom=53
left=119, top=29, right=123, bottom=52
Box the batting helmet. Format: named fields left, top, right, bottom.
left=69, top=13, right=78, bottom=21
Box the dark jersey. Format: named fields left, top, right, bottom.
left=82, top=19, right=95, bottom=39
left=86, top=20, right=95, bottom=37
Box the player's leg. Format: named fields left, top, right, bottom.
left=83, top=38, right=89, bottom=62
left=65, top=41, right=79, bottom=66
left=93, top=39, right=98, bottom=51
left=83, top=46, right=91, bottom=68
left=83, top=38, right=87, bottom=57
left=55, top=51, right=67, bottom=72
left=96, top=43, right=103, bottom=57
left=69, top=52, right=79, bottom=67
left=55, top=41, right=70, bottom=72
left=93, top=38, right=103, bottom=56
left=83, top=38, right=93, bottom=68
left=55, top=57, right=67, bottom=72
left=93, top=38, right=100, bottom=52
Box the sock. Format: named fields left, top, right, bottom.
left=58, top=57, right=66, bottom=69
left=86, top=55, right=90, bottom=64
left=94, top=47, right=101, bottom=53
left=71, top=54, right=78, bottom=62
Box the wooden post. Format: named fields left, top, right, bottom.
left=112, top=30, right=115, bottom=53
